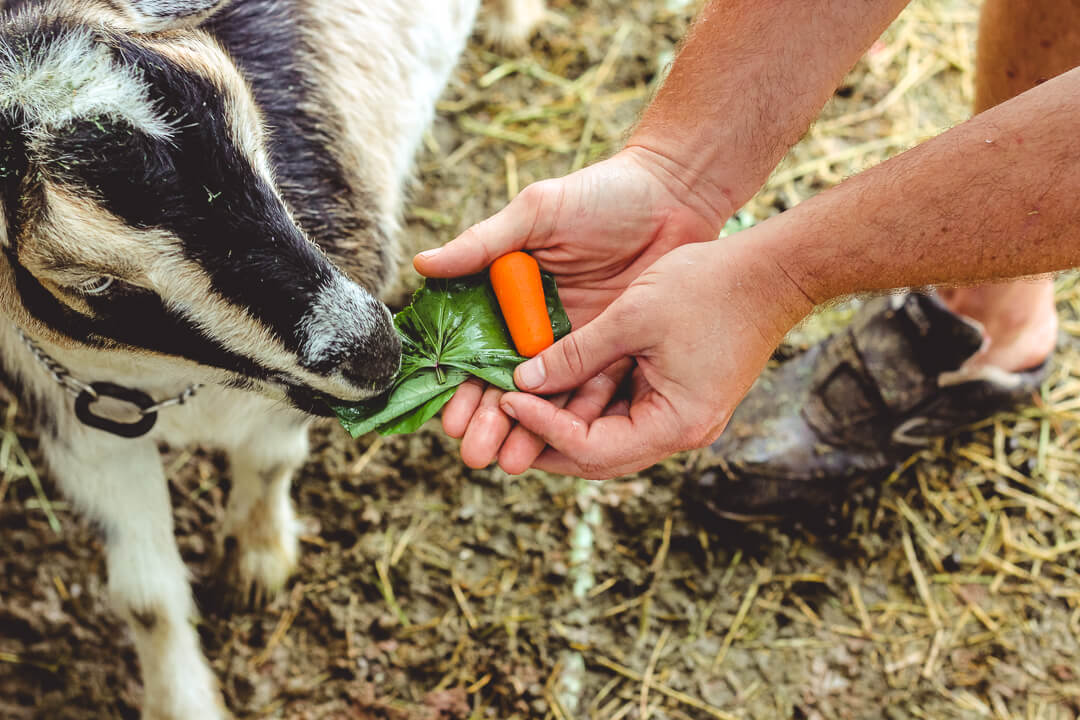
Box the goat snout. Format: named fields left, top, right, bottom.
left=335, top=301, right=401, bottom=393
left=298, top=276, right=401, bottom=396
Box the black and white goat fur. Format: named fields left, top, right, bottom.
left=0, top=0, right=542, bottom=717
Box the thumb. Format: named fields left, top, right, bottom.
left=413, top=181, right=555, bottom=278
left=514, top=309, right=630, bottom=395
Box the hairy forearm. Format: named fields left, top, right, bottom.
left=768, top=67, right=1080, bottom=305
left=627, top=0, right=910, bottom=216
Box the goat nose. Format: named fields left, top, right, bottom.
left=298, top=277, right=401, bottom=393
left=338, top=316, right=401, bottom=393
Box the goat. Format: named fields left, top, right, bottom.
left=0, top=0, right=542, bottom=717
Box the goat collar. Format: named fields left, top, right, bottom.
left=17, top=329, right=202, bottom=439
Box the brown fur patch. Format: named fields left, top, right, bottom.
left=129, top=606, right=158, bottom=632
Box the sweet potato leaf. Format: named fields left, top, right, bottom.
left=332, top=271, right=569, bottom=437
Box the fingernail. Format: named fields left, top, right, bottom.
left=500, top=400, right=517, bottom=419
left=417, top=248, right=442, bottom=260
left=516, top=357, right=546, bottom=390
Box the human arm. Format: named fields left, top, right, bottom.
left=501, top=66, right=1080, bottom=478
left=774, top=68, right=1080, bottom=305
left=420, top=0, right=917, bottom=281
left=625, top=0, right=914, bottom=214
left=418, top=0, right=915, bottom=470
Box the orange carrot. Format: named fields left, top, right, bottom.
left=490, top=251, right=554, bottom=358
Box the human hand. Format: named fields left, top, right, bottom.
left=414, top=146, right=731, bottom=471
left=493, top=234, right=814, bottom=479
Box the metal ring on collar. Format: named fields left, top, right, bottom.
left=74, top=382, right=159, bottom=439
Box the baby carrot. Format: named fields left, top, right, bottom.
left=490, top=251, right=554, bottom=357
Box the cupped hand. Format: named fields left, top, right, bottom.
left=495, top=233, right=815, bottom=479
left=415, top=146, right=731, bottom=472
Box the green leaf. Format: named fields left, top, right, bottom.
left=543, top=272, right=572, bottom=340
left=461, top=364, right=517, bottom=392
left=331, top=269, right=570, bottom=437
left=334, top=368, right=469, bottom=437
left=375, top=386, right=458, bottom=435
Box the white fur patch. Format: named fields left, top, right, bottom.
left=297, top=273, right=385, bottom=366
left=0, top=28, right=173, bottom=139
left=301, top=0, right=480, bottom=221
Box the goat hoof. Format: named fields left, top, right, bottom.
left=483, top=0, right=545, bottom=52
left=204, top=534, right=297, bottom=614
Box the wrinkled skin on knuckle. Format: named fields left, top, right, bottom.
left=576, top=456, right=613, bottom=481
left=515, top=181, right=548, bottom=221
left=475, top=403, right=508, bottom=429
left=556, top=338, right=591, bottom=382
left=516, top=178, right=564, bottom=242
left=563, top=410, right=587, bottom=438
left=521, top=178, right=557, bottom=205
left=545, top=407, right=586, bottom=456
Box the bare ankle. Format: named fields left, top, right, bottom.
left=940, top=281, right=1057, bottom=373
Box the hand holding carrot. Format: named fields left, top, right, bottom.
left=414, top=147, right=728, bottom=472
left=494, top=237, right=811, bottom=478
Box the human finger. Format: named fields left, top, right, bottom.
left=460, top=386, right=514, bottom=469
left=495, top=391, right=570, bottom=476
left=441, top=379, right=486, bottom=438
left=499, top=391, right=683, bottom=479
left=497, top=360, right=630, bottom=475
left=513, top=307, right=631, bottom=396
left=412, top=181, right=558, bottom=278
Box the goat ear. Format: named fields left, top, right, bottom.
left=112, top=0, right=230, bottom=32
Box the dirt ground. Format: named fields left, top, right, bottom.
left=4, top=0, right=1080, bottom=718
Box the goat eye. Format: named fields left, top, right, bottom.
left=77, top=276, right=115, bottom=296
